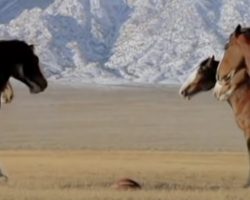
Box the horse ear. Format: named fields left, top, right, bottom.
left=206, top=56, right=213, bottom=67
left=29, top=44, right=35, bottom=51
left=235, top=24, right=242, bottom=37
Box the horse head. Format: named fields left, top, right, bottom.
left=11, top=42, right=48, bottom=94
left=179, top=56, right=218, bottom=99
left=214, top=25, right=250, bottom=100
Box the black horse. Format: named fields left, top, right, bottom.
left=0, top=40, right=47, bottom=95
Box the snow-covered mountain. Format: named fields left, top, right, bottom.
left=0, top=0, right=250, bottom=85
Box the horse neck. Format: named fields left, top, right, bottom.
left=228, top=81, right=250, bottom=115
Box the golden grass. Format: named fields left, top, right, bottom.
left=0, top=150, right=250, bottom=199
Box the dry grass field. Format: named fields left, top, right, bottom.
left=0, top=151, right=250, bottom=200
left=0, top=84, right=249, bottom=199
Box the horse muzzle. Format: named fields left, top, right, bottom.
left=29, top=77, right=48, bottom=94
left=179, top=87, right=191, bottom=100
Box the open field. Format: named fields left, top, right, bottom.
left=0, top=84, right=249, bottom=199
left=0, top=84, right=245, bottom=151
left=0, top=150, right=250, bottom=200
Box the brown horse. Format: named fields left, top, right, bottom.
left=179, top=56, right=218, bottom=99
left=214, top=24, right=250, bottom=100
left=180, top=56, right=250, bottom=187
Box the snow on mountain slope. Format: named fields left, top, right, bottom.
left=106, top=0, right=250, bottom=84
left=0, top=0, right=250, bottom=85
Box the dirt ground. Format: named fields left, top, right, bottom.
left=0, top=83, right=245, bottom=151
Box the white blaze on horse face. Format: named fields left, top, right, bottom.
left=179, top=68, right=199, bottom=97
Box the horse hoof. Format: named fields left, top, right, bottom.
left=2, top=94, right=13, bottom=104
left=111, top=178, right=142, bottom=190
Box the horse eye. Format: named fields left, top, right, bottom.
left=34, top=56, right=39, bottom=63
left=199, top=66, right=207, bottom=72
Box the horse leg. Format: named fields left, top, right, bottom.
left=244, top=138, right=250, bottom=187
left=1, top=82, right=14, bottom=104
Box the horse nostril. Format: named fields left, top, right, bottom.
left=180, top=90, right=186, bottom=96
left=43, top=80, right=48, bottom=89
